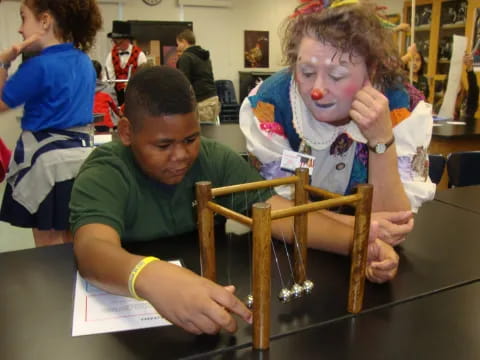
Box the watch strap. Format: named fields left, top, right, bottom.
left=0, top=61, right=11, bottom=70
left=368, top=136, right=395, bottom=153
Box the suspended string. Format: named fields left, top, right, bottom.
left=263, top=186, right=288, bottom=290
left=244, top=189, right=253, bottom=293
left=226, top=192, right=234, bottom=286
left=267, top=186, right=295, bottom=288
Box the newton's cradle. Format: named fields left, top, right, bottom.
left=195, top=168, right=372, bottom=350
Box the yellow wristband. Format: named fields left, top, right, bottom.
left=128, top=256, right=159, bottom=301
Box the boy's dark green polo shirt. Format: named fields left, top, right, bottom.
left=70, top=137, right=270, bottom=242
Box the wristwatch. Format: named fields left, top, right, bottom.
left=368, top=136, right=395, bottom=154
left=0, top=61, right=10, bottom=70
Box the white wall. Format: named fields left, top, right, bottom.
left=93, top=0, right=296, bottom=101
left=0, top=0, right=25, bottom=149
left=1, top=0, right=405, bottom=110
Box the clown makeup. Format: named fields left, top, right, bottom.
left=295, top=37, right=368, bottom=126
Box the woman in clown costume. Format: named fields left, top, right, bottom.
left=240, top=0, right=435, bottom=238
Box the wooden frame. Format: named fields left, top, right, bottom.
left=195, top=168, right=373, bottom=350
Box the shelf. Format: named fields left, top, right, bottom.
left=414, top=24, right=431, bottom=32
left=441, top=22, right=466, bottom=30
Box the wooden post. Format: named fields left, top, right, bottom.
left=252, top=202, right=272, bottom=350
left=348, top=184, right=373, bottom=314
left=293, top=168, right=309, bottom=284
left=195, top=181, right=216, bottom=281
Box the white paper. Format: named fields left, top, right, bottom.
left=72, top=260, right=182, bottom=336
left=439, top=35, right=467, bottom=118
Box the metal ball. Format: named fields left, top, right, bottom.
left=290, top=283, right=304, bottom=299
left=278, top=288, right=292, bottom=303
left=302, top=280, right=314, bottom=294
left=245, top=294, right=254, bottom=309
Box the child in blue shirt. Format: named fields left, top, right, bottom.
left=0, top=0, right=102, bottom=246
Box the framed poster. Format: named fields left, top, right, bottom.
left=244, top=30, right=269, bottom=68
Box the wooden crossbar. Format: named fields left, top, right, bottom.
left=211, top=176, right=298, bottom=196
left=271, top=194, right=360, bottom=220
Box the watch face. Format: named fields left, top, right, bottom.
left=143, top=0, right=162, bottom=5
left=375, top=143, right=387, bottom=154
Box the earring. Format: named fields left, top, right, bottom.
left=310, top=88, right=324, bottom=100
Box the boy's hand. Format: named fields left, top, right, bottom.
left=136, top=260, right=252, bottom=335
left=350, top=80, right=393, bottom=148
left=366, top=221, right=399, bottom=283
left=372, top=210, right=414, bottom=246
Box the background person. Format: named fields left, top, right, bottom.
left=455, top=52, right=479, bottom=119
left=176, top=29, right=220, bottom=124
left=92, top=60, right=121, bottom=132
left=105, top=20, right=147, bottom=106
left=0, top=0, right=102, bottom=246
left=402, top=44, right=430, bottom=100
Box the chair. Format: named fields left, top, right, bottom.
left=428, top=154, right=446, bottom=184
left=215, top=80, right=241, bottom=123
left=446, top=151, right=480, bottom=187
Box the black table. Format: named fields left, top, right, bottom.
left=435, top=185, right=480, bottom=214
left=213, top=281, right=480, bottom=360
left=1, top=200, right=480, bottom=359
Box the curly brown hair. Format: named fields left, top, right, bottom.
left=24, top=0, right=102, bottom=52
left=282, top=2, right=405, bottom=91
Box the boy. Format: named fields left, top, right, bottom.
left=70, top=66, right=401, bottom=335
left=176, top=29, right=220, bottom=123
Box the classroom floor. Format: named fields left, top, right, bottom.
left=0, top=181, right=35, bottom=253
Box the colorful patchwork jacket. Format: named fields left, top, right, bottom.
left=239, top=69, right=435, bottom=212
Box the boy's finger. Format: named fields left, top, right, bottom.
left=211, top=289, right=252, bottom=328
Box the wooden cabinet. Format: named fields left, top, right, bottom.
left=465, top=0, right=480, bottom=118
left=403, top=0, right=468, bottom=108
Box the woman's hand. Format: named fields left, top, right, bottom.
left=350, top=80, right=393, bottom=147
left=366, top=237, right=399, bottom=283
left=366, top=221, right=399, bottom=283
left=372, top=211, right=414, bottom=246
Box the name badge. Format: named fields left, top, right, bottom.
left=280, top=150, right=315, bottom=175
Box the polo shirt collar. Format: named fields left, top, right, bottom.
left=41, top=43, right=74, bottom=55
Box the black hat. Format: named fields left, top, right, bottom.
left=107, top=21, right=132, bottom=39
